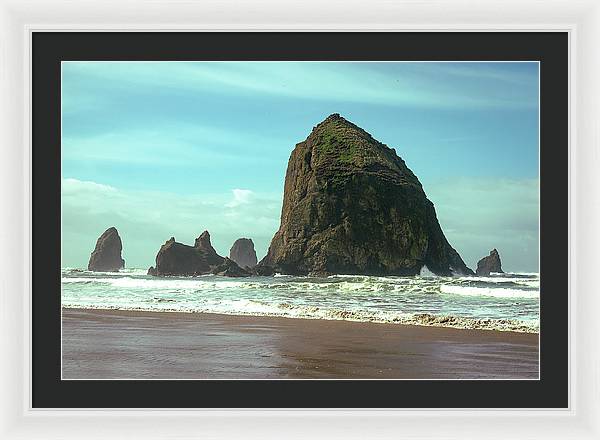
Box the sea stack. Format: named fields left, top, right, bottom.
left=258, top=113, right=474, bottom=277
left=229, top=238, right=258, bottom=268
left=148, top=230, right=248, bottom=277
left=87, top=227, right=125, bottom=272
left=476, top=249, right=503, bottom=276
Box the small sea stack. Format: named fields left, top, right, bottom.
left=148, top=230, right=248, bottom=277
left=87, top=227, right=125, bottom=272
left=476, top=249, right=504, bottom=276
left=229, top=238, right=258, bottom=269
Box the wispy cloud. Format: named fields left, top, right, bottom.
left=62, top=122, right=288, bottom=167
left=62, top=178, right=116, bottom=193
left=225, top=189, right=254, bottom=208
left=63, top=61, right=538, bottom=111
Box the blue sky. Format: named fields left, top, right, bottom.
left=62, top=61, right=539, bottom=272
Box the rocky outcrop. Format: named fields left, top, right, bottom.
left=476, top=249, right=503, bottom=276
left=148, top=231, right=226, bottom=276
left=87, top=227, right=125, bottom=272
left=229, top=238, right=258, bottom=268
left=253, top=264, right=275, bottom=276
left=258, top=113, right=474, bottom=277
left=211, top=257, right=252, bottom=277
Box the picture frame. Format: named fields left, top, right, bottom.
left=38, top=31, right=563, bottom=407
left=1, top=0, right=598, bottom=438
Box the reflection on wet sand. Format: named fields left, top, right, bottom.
left=62, top=308, right=539, bottom=380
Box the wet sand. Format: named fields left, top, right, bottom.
left=62, top=308, right=539, bottom=379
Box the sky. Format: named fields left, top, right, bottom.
left=62, top=61, right=539, bottom=272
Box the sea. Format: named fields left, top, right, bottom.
left=61, top=267, right=540, bottom=333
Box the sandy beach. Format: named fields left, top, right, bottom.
left=62, top=308, right=539, bottom=379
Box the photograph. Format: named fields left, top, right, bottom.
left=60, top=60, right=540, bottom=380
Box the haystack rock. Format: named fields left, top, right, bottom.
left=476, top=249, right=503, bottom=276
left=257, top=113, right=474, bottom=277
left=147, top=231, right=248, bottom=277
left=87, top=227, right=125, bottom=272
left=229, top=238, right=258, bottom=269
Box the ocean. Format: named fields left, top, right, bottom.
left=61, top=268, right=540, bottom=333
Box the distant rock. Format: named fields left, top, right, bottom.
left=211, top=257, right=252, bottom=277
left=229, top=238, right=258, bottom=269
left=87, top=227, right=125, bottom=272
left=258, top=113, right=474, bottom=277
left=476, top=249, right=504, bottom=276
left=148, top=231, right=249, bottom=277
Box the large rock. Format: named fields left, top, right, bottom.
left=476, top=249, right=504, bottom=276
left=87, top=227, right=125, bottom=272
left=258, top=113, right=474, bottom=277
left=229, top=238, right=258, bottom=268
left=148, top=231, right=248, bottom=277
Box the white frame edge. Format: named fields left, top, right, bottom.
left=0, top=0, right=598, bottom=439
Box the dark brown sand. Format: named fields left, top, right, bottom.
left=62, top=308, right=539, bottom=379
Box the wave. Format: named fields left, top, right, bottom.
left=61, top=269, right=539, bottom=332
left=61, top=268, right=149, bottom=277
left=440, top=284, right=539, bottom=298
left=505, top=272, right=539, bottom=276
left=62, top=274, right=538, bottom=298
left=460, top=276, right=537, bottom=284
left=61, top=276, right=441, bottom=296
left=61, top=300, right=538, bottom=333
left=62, top=276, right=247, bottom=290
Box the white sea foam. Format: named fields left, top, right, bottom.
left=61, top=268, right=149, bottom=277
left=61, top=274, right=539, bottom=297
left=61, top=268, right=540, bottom=332
left=440, top=284, right=539, bottom=298
left=419, top=266, right=438, bottom=277
left=61, top=299, right=538, bottom=333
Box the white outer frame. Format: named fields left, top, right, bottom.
left=0, top=0, right=597, bottom=438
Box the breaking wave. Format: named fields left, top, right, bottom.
left=61, top=300, right=538, bottom=333
left=61, top=268, right=540, bottom=333
left=440, top=285, right=539, bottom=299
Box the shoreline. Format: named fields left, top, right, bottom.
left=61, top=305, right=539, bottom=334
left=62, top=307, right=539, bottom=379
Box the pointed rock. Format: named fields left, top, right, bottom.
left=193, top=230, right=223, bottom=266
left=87, top=227, right=125, bottom=272
left=194, top=230, right=211, bottom=249
left=229, top=238, right=258, bottom=269
left=476, top=249, right=504, bottom=276
left=258, top=114, right=473, bottom=276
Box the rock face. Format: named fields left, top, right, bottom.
left=229, top=238, right=258, bottom=268
left=87, top=227, right=125, bottom=272
left=148, top=231, right=249, bottom=277
left=211, top=257, right=252, bottom=277
left=258, top=114, right=474, bottom=277
left=476, top=249, right=503, bottom=276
